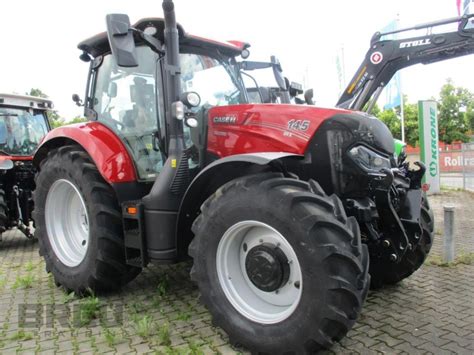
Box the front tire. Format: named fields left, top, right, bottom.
left=189, top=173, right=370, bottom=353
left=33, top=145, right=141, bottom=293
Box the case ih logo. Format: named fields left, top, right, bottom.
left=400, top=38, right=431, bottom=48
left=213, top=115, right=237, bottom=124
left=370, top=52, right=383, bottom=65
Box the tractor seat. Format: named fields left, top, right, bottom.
left=123, top=109, right=135, bottom=129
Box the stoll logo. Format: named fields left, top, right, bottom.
left=429, top=107, right=438, bottom=177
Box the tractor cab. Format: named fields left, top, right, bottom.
left=0, top=94, right=51, bottom=158
left=0, top=93, right=52, bottom=238
left=76, top=18, right=254, bottom=180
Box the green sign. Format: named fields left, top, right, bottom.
left=418, top=100, right=440, bottom=193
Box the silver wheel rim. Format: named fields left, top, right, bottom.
left=45, top=179, right=89, bottom=267
left=216, top=220, right=303, bottom=324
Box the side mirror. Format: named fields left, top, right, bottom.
left=105, top=14, right=138, bottom=67
left=72, top=94, right=83, bottom=107
left=108, top=82, right=118, bottom=98
left=304, top=89, right=315, bottom=105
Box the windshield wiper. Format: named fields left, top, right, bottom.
left=0, top=113, right=19, bottom=116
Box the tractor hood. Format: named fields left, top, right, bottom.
left=207, top=104, right=381, bottom=157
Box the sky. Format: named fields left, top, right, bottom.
left=0, top=0, right=472, bottom=119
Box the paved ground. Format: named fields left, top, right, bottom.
left=0, top=191, right=473, bottom=354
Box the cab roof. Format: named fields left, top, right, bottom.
left=78, top=17, right=249, bottom=59
left=0, top=93, right=54, bottom=110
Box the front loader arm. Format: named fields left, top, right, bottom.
left=337, top=14, right=474, bottom=111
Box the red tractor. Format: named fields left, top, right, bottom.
left=32, top=1, right=466, bottom=352
left=0, top=93, right=52, bottom=240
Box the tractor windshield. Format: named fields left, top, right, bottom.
left=0, top=108, right=49, bottom=156
left=180, top=53, right=245, bottom=107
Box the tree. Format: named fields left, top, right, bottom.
left=467, top=104, right=474, bottom=132
left=373, top=96, right=419, bottom=146
left=377, top=108, right=401, bottom=140
left=27, top=88, right=65, bottom=128
left=68, top=116, right=88, bottom=125
left=437, top=78, right=471, bottom=144
left=27, top=88, right=48, bottom=98
left=402, top=101, right=420, bottom=147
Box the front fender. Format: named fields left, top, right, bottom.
left=34, top=122, right=137, bottom=184
left=176, top=152, right=303, bottom=259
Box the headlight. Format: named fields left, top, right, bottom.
left=348, top=145, right=391, bottom=172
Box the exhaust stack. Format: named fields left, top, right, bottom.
left=142, top=0, right=188, bottom=262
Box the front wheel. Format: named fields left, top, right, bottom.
left=33, top=145, right=141, bottom=293
left=189, top=173, right=370, bottom=353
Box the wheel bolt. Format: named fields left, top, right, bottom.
left=390, top=254, right=398, bottom=262
left=382, top=240, right=390, bottom=248
left=294, top=281, right=300, bottom=289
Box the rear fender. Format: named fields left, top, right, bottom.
left=176, top=152, right=303, bottom=259
left=33, top=122, right=137, bottom=184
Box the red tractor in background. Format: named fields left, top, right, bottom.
left=0, top=93, right=52, bottom=240
left=34, top=1, right=474, bottom=353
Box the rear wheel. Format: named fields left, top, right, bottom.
left=33, top=145, right=141, bottom=293
left=369, top=196, right=434, bottom=289
left=189, top=173, right=370, bottom=353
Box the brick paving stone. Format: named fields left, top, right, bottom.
left=440, top=341, right=474, bottom=355
left=1, top=191, right=473, bottom=354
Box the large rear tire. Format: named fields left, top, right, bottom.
left=33, top=145, right=141, bottom=293
left=189, top=173, right=370, bottom=353
left=369, top=196, right=434, bottom=289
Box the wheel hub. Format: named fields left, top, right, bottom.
left=245, top=243, right=290, bottom=292
left=216, top=220, right=303, bottom=324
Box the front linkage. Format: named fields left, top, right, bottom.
left=0, top=161, right=36, bottom=238
left=345, top=154, right=430, bottom=285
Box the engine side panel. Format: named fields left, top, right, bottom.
left=35, top=122, right=137, bottom=183
left=300, top=113, right=395, bottom=196
left=207, top=104, right=350, bottom=157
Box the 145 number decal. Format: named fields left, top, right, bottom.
left=287, top=119, right=310, bottom=131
